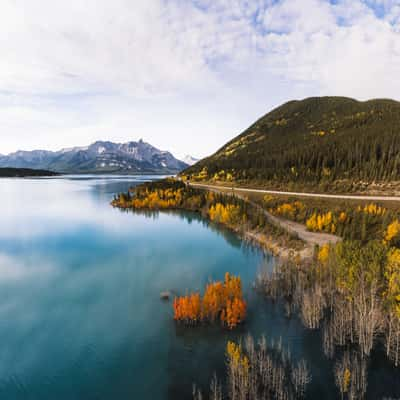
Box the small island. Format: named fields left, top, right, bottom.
left=174, top=273, right=246, bottom=329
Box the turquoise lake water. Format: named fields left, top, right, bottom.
left=0, top=176, right=399, bottom=399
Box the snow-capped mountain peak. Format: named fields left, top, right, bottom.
left=182, top=155, right=199, bottom=166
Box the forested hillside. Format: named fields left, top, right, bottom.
left=184, top=97, right=400, bottom=191
left=0, top=168, right=58, bottom=177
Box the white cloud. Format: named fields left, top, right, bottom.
left=0, top=0, right=399, bottom=158
left=0, top=252, right=55, bottom=281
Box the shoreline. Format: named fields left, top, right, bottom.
left=243, top=230, right=314, bottom=260
left=188, top=182, right=341, bottom=259
left=110, top=178, right=332, bottom=261
left=112, top=202, right=311, bottom=261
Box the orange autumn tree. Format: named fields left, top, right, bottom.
left=173, top=273, right=247, bottom=329
left=173, top=293, right=201, bottom=326
left=222, top=297, right=247, bottom=329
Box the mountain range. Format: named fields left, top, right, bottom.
left=0, top=140, right=189, bottom=174
left=184, top=96, right=400, bottom=190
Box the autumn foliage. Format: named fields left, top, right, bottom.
left=274, top=201, right=304, bottom=219
left=264, top=194, right=400, bottom=244
left=208, top=203, right=241, bottom=225
left=112, top=179, right=273, bottom=236
left=385, top=220, right=400, bottom=245
left=173, top=273, right=247, bottom=329
left=306, top=211, right=336, bottom=234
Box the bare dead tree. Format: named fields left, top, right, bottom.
left=299, top=284, right=326, bottom=329
left=386, top=312, right=400, bottom=367
left=335, top=352, right=349, bottom=400
left=331, top=296, right=354, bottom=347
left=210, top=373, right=223, bottom=400
left=193, top=384, right=203, bottom=400
left=257, top=336, right=273, bottom=398
left=353, top=282, right=384, bottom=356
left=291, top=360, right=311, bottom=398
left=334, top=351, right=368, bottom=400
left=322, top=318, right=335, bottom=359
left=348, top=352, right=368, bottom=400
left=244, top=335, right=259, bottom=400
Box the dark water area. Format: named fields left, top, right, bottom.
left=0, top=175, right=399, bottom=399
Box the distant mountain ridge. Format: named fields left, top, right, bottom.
left=184, top=96, right=400, bottom=190
left=0, top=139, right=188, bottom=174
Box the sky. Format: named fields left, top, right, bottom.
left=0, top=0, right=399, bottom=159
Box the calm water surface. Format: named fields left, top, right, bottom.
left=0, top=176, right=399, bottom=399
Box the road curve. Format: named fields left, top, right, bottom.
left=191, top=183, right=400, bottom=202
left=190, top=182, right=341, bottom=247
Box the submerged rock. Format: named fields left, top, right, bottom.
left=160, top=291, right=171, bottom=301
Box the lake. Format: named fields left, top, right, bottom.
left=0, top=176, right=399, bottom=399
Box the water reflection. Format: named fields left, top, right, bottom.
left=0, top=176, right=265, bottom=400
left=120, top=208, right=246, bottom=251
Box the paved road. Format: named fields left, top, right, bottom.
left=190, top=182, right=341, bottom=247
left=191, top=183, right=400, bottom=202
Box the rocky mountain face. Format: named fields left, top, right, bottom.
left=0, top=140, right=188, bottom=174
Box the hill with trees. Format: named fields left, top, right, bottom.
left=184, top=97, right=400, bottom=191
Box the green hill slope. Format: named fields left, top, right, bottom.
left=184, top=97, right=400, bottom=191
